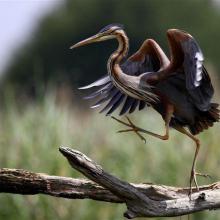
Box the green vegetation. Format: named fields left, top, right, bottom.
left=0, top=92, right=220, bottom=220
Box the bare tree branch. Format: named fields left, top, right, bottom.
left=0, top=146, right=220, bottom=218
left=0, top=168, right=122, bottom=202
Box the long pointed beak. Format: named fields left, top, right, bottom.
left=70, top=34, right=100, bottom=49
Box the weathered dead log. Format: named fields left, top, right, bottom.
left=0, top=146, right=220, bottom=218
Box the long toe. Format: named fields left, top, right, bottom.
left=195, top=172, right=212, bottom=179
left=117, top=129, right=134, bottom=133
left=135, top=131, right=146, bottom=143
left=111, top=116, right=131, bottom=127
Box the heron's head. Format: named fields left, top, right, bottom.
left=70, top=24, right=124, bottom=49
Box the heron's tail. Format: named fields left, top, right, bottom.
left=189, top=103, right=220, bottom=135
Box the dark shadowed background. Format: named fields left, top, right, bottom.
left=0, top=0, right=220, bottom=220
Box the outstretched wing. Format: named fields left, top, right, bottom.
left=79, top=39, right=162, bottom=115
left=164, top=29, right=214, bottom=111
left=181, top=38, right=214, bottom=110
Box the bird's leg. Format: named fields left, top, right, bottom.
left=173, top=126, right=211, bottom=198
left=112, top=104, right=174, bottom=142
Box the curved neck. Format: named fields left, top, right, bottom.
left=107, top=31, right=144, bottom=100
left=107, top=30, right=129, bottom=77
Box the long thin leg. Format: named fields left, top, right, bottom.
left=112, top=104, right=174, bottom=142
left=173, top=125, right=210, bottom=197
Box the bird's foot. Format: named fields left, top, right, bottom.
left=188, top=169, right=212, bottom=199
left=111, top=116, right=146, bottom=143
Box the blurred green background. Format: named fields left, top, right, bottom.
left=0, top=0, right=220, bottom=219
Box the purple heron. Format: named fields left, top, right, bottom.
left=71, top=24, right=219, bottom=195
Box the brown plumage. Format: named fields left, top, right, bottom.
left=71, top=24, right=219, bottom=196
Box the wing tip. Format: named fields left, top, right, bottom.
left=78, top=76, right=110, bottom=90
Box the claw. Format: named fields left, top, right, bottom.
left=111, top=116, right=130, bottom=127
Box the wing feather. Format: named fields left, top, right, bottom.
left=79, top=76, right=110, bottom=89
left=165, top=29, right=214, bottom=111
left=83, top=83, right=112, bottom=100
left=99, top=92, right=123, bottom=114
left=181, top=38, right=214, bottom=110
left=129, top=99, right=139, bottom=113
left=119, top=96, right=134, bottom=115
left=106, top=95, right=125, bottom=115
left=181, top=38, right=204, bottom=89
left=90, top=87, right=117, bottom=108
left=139, top=101, right=146, bottom=110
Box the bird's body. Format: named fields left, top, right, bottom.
left=153, top=72, right=217, bottom=135
left=71, top=24, right=219, bottom=195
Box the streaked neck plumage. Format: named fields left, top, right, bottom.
left=107, top=30, right=142, bottom=99
left=107, top=30, right=139, bottom=91
left=107, top=30, right=129, bottom=76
